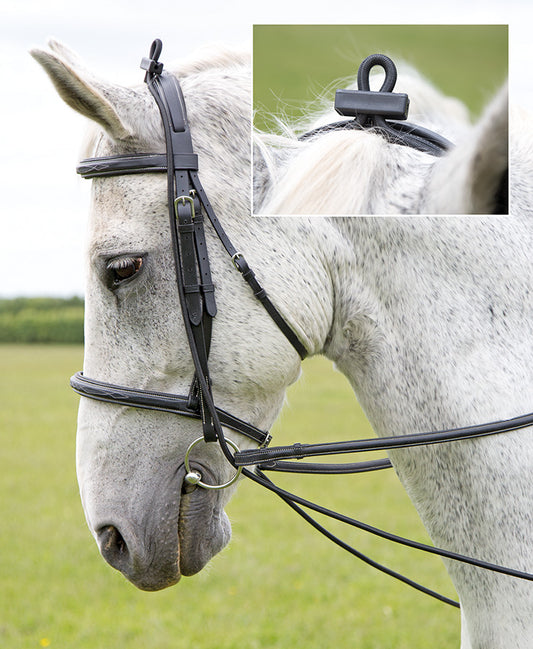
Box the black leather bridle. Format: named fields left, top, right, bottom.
left=71, top=40, right=531, bottom=608
left=73, top=38, right=307, bottom=454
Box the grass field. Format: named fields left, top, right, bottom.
left=1, top=344, right=460, bottom=648
left=253, top=24, right=508, bottom=130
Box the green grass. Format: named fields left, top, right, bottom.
left=1, top=345, right=460, bottom=648
left=254, top=24, right=508, bottom=129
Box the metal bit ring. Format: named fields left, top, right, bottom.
left=184, top=437, right=242, bottom=490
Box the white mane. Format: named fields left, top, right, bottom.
left=253, top=65, right=512, bottom=215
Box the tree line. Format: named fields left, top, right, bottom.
left=0, top=297, right=84, bottom=343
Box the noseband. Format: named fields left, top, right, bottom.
left=71, top=40, right=532, bottom=608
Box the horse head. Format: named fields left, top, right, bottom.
left=32, top=37, right=533, bottom=649
left=31, top=40, right=333, bottom=590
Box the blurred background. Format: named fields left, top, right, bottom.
left=1, top=7, right=528, bottom=300
left=253, top=24, right=509, bottom=129
left=1, top=2, right=531, bottom=648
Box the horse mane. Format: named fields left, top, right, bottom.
left=254, top=65, right=471, bottom=215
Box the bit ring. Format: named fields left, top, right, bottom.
left=184, top=437, right=242, bottom=490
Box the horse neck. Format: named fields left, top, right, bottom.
left=326, top=216, right=533, bottom=429
left=324, top=216, right=533, bottom=644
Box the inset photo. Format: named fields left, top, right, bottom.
left=253, top=24, right=508, bottom=215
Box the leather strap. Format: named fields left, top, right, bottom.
left=77, top=153, right=198, bottom=178
left=235, top=410, right=533, bottom=467
left=193, top=212, right=217, bottom=318
left=70, top=371, right=271, bottom=446
left=144, top=59, right=219, bottom=442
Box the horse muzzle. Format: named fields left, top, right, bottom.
left=90, top=465, right=231, bottom=591
left=96, top=523, right=181, bottom=591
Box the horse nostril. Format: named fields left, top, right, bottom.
left=97, top=525, right=130, bottom=570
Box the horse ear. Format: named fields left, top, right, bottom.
left=30, top=40, right=133, bottom=141
left=424, top=84, right=508, bottom=214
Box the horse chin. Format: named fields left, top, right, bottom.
left=178, top=471, right=232, bottom=577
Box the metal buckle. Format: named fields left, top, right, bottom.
left=184, top=437, right=243, bottom=490
left=174, top=194, right=195, bottom=220
left=231, top=252, right=243, bottom=270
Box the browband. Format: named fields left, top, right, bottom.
left=77, top=153, right=198, bottom=178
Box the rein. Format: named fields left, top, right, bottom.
left=72, top=40, right=532, bottom=609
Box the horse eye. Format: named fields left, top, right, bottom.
left=106, top=256, right=144, bottom=285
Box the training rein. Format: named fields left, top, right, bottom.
left=71, top=40, right=533, bottom=609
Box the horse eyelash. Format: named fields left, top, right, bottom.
left=106, top=257, right=142, bottom=271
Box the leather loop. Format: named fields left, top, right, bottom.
left=357, top=53, right=397, bottom=93
left=140, top=39, right=164, bottom=77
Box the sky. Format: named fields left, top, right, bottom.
left=1, top=0, right=531, bottom=297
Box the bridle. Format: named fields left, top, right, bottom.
left=73, top=37, right=307, bottom=485
left=71, top=40, right=531, bottom=608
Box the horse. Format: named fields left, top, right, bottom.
left=31, top=39, right=533, bottom=649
